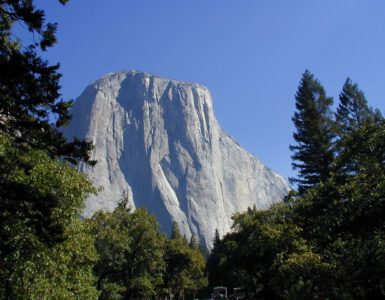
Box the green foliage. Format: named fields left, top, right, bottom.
left=0, top=0, right=94, bottom=164
left=0, top=2, right=98, bottom=297
left=163, top=230, right=207, bottom=299
left=335, top=78, right=372, bottom=135
left=189, top=234, right=199, bottom=250
left=336, top=117, right=385, bottom=183
left=289, top=70, right=335, bottom=193
left=208, top=76, right=385, bottom=299
left=207, top=204, right=330, bottom=299
left=334, top=79, right=383, bottom=180
left=0, top=134, right=98, bottom=298
left=20, top=220, right=99, bottom=299
left=171, top=220, right=183, bottom=240
left=273, top=251, right=334, bottom=300
left=291, top=119, right=385, bottom=298
left=92, top=206, right=165, bottom=299
left=92, top=205, right=207, bottom=299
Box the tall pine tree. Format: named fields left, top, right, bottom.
left=335, top=79, right=383, bottom=179
left=0, top=0, right=94, bottom=164
left=336, top=78, right=371, bottom=134
left=290, top=70, right=335, bottom=193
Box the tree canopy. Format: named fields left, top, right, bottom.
left=0, top=2, right=99, bottom=298
left=0, top=134, right=98, bottom=298
left=92, top=204, right=165, bottom=299
left=207, top=72, right=385, bottom=299
left=0, top=0, right=94, bottom=164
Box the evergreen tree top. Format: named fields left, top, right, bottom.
left=171, top=221, right=182, bottom=240
left=334, top=78, right=383, bottom=181
left=290, top=70, right=335, bottom=193
left=189, top=235, right=199, bottom=250
left=213, top=229, right=220, bottom=247
left=336, top=78, right=374, bottom=134
left=0, top=0, right=94, bottom=165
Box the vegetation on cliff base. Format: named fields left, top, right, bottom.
left=207, top=74, right=385, bottom=299
left=1, top=1, right=385, bottom=299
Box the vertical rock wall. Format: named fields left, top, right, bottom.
left=64, top=71, right=290, bottom=248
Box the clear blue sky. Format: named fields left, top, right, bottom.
left=34, top=0, right=385, bottom=182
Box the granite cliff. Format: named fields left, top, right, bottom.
left=63, top=71, right=290, bottom=248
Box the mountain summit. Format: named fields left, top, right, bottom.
left=64, top=70, right=290, bottom=248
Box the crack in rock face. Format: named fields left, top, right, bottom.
left=63, top=70, right=290, bottom=249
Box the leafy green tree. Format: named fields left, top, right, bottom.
left=273, top=251, right=334, bottom=300
left=22, top=219, right=99, bottom=299
left=207, top=77, right=385, bottom=300
left=183, top=239, right=208, bottom=299
left=291, top=176, right=385, bottom=298
left=291, top=118, right=385, bottom=298
left=290, top=70, right=335, bottom=193
left=0, top=135, right=98, bottom=298
left=207, top=204, right=331, bottom=300
left=207, top=75, right=385, bottom=300
left=92, top=205, right=165, bottom=299
left=163, top=223, right=207, bottom=299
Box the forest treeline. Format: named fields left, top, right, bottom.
left=0, top=133, right=206, bottom=298
left=0, top=1, right=206, bottom=299
left=1, top=1, right=385, bottom=299
left=206, top=72, right=385, bottom=299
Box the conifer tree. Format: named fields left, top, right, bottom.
left=0, top=0, right=94, bottom=164
left=189, top=235, right=199, bottom=250
left=0, top=2, right=97, bottom=297
left=171, top=221, right=183, bottom=240
left=213, top=229, right=220, bottom=248
left=335, top=79, right=383, bottom=179
left=336, top=78, right=372, bottom=134
left=290, top=70, right=335, bottom=193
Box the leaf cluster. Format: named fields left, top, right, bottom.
left=91, top=210, right=208, bottom=299
left=0, top=134, right=98, bottom=298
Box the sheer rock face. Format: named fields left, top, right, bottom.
left=64, top=71, right=290, bottom=248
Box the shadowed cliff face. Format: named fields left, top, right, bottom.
left=63, top=70, right=290, bottom=248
